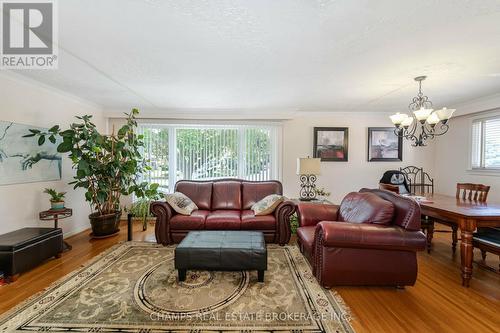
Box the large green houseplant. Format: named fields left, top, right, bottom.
left=24, top=109, right=158, bottom=237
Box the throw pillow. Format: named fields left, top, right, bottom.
left=165, top=192, right=198, bottom=215
left=251, top=194, right=284, bottom=216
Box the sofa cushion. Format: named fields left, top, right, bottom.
left=241, top=210, right=276, bottom=230
left=175, top=181, right=212, bottom=210
left=242, top=181, right=282, bottom=209
left=338, top=192, right=394, bottom=225
left=170, top=210, right=209, bottom=230
left=165, top=192, right=198, bottom=215
left=212, top=181, right=242, bottom=210
left=205, top=210, right=241, bottom=230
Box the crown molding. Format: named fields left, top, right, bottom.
left=450, top=92, right=500, bottom=117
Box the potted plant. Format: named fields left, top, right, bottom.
left=125, top=188, right=161, bottom=231
left=44, top=188, right=66, bottom=210
left=24, top=109, right=158, bottom=237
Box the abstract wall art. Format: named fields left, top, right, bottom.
left=0, top=120, right=62, bottom=185
left=367, top=127, right=403, bottom=162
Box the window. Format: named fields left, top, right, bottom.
left=138, top=123, right=281, bottom=192
left=471, top=116, right=500, bottom=170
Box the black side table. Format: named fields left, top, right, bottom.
left=39, top=208, right=73, bottom=252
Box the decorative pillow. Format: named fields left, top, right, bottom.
left=251, top=194, right=284, bottom=216
left=165, top=192, right=198, bottom=215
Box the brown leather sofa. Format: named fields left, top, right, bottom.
left=151, top=179, right=295, bottom=245
left=296, top=188, right=426, bottom=288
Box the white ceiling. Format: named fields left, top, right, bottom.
left=11, top=0, right=500, bottom=117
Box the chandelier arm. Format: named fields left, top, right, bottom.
left=432, top=123, right=449, bottom=136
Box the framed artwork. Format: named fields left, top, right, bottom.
left=367, top=127, right=403, bottom=162
left=313, top=127, right=348, bottom=162
left=0, top=120, right=62, bottom=185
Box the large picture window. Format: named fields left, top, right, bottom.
left=138, top=123, right=281, bottom=192
left=471, top=116, right=500, bottom=170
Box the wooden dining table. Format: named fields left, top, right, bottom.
left=418, top=194, right=500, bottom=287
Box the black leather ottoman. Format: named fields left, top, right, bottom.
left=0, top=227, right=63, bottom=281
left=175, top=231, right=267, bottom=282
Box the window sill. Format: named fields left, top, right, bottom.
left=466, top=168, right=500, bottom=177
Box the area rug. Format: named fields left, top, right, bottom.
left=0, top=242, right=354, bottom=332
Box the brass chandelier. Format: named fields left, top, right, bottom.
left=390, top=76, right=455, bottom=146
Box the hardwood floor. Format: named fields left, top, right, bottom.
left=0, top=221, right=498, bottom=332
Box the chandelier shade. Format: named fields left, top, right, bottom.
left=390, top=76, right=455, bottom=146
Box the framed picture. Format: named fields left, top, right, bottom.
left=313, top=127, right=348, bottom=161
left=0, top=120, right=62, bottom=185
left=367, top=127, right=402, bottom=162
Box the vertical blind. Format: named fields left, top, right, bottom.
left=138, top=124, right=280, bottom=193
left=471, top=116, right=500, bottom=169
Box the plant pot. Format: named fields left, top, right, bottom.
left=50, top=201, right=65, bottom=210
left=89, top=211, right=121, bottom=237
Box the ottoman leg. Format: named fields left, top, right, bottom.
left=258, top=270, right=265, bottom=282
left=178, top=269, right=186, bottom=282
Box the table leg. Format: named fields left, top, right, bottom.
left=459, top=218, right=476, bottom=287
left=258, top=270, right=264, bottom=282
left=178, top=269, right=186, bottom=282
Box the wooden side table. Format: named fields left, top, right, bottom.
left=39, top=208, right=73, bottom=252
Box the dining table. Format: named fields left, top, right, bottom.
left=417, top=193, right=500, bottom=287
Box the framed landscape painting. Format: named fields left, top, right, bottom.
left=313, top=127, right=348, bottom=162
left=367, top=127, right=402, bottom=162
left=0, top=120, right=62, bottom=185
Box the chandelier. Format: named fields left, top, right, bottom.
left=390, top=76, right=455, bottom=146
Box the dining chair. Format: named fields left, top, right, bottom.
left=428, top=183, right=491, bottom=255
left=379, top=183, right=400, bottom=194
left=456, top=183, right=490, bottom=202
left=399, top=166, right=435, bottom=253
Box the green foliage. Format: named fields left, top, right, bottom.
left=24, top=109, right=159, bottom=216
left=315, top=187, right=331, bottom=197
left=290, top=213, right=298, bottom=235
left=43, top=188, right=66, bottom=202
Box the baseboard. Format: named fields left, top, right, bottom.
left=63, top=226, right=91, bottom=239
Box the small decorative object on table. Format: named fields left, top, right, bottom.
left=296, top=157, right=321, bottom=201
left=314, top=187, right=331, bottom=201
left=44, top=188, right=66, bottom=210
left=39, top=208, right=73, bottom=252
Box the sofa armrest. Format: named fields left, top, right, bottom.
left=150, top=201, right=175, bottom=245
left=316, top=221, right=426, bottom=252
left=296, top=203, right=339, bottom=227
left=274, top=200, right=296, bottom=245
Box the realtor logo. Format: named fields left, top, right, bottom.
left=1, top=0, right=58, bottom=69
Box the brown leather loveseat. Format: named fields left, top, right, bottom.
left=296, top=188, right=426, bottom=288
left=151, top=179, right=295, bottom=245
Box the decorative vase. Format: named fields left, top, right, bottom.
left=50, top=201, right=65, bottom=210
left=89, top=211, right=121, bottom=237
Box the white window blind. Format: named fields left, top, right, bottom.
left=138, top=123, right=280, bottom=193
left=471, top=116, right=500, bottom=169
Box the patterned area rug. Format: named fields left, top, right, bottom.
left=0, top=242, right=354, bottom=332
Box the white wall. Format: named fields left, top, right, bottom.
left=282, top=113, right=436, bottom=203
left=0, top=73, right=105, bottom=236
left=434, top=110, right=500, bottom=201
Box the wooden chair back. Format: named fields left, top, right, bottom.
left=456, top=183, right=490, bottom=202
left=379, top=183, right=400, bottom=194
